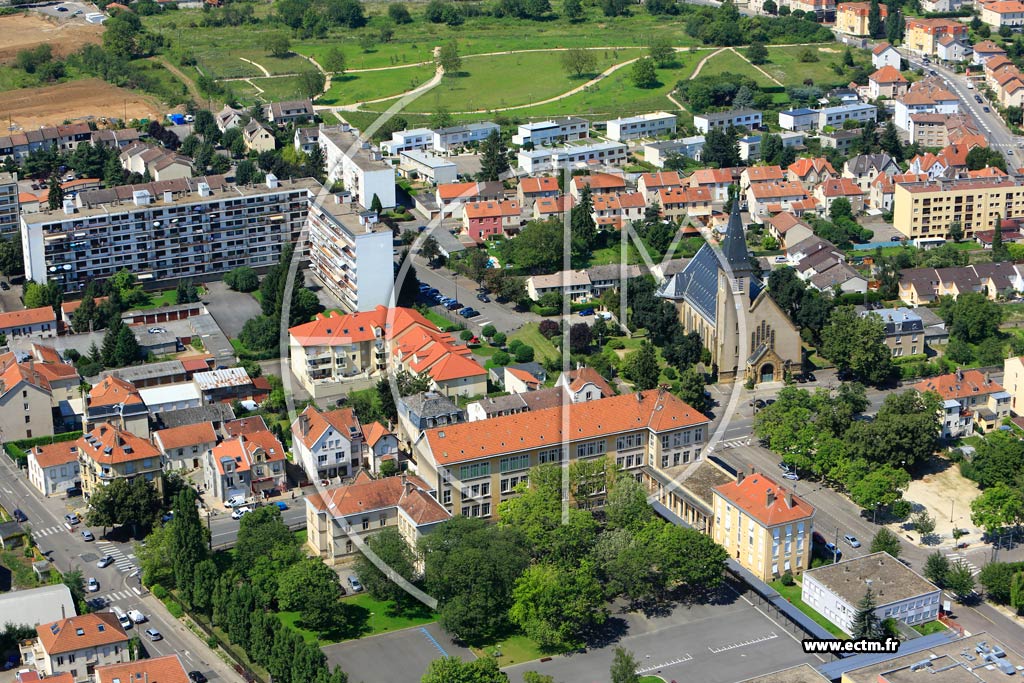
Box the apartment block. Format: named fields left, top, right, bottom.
left=778, top=108, right=820, bottom=132
left=417, top=391, right=709, bottom=519
left=642, top=136, right=705, bottom=167
left=904, top=17, right=968, bottom=56
left=818, top=103, right=877, bottom=130
left=836, top=1, right=887, bottom=35
left=892, top=176, right=1024, bottom=241
left=77, top=422, right=164, bottom=500
left=693, top=109, right=763, bottom=134
left=712, top=471, right=815, bottom=582
left=516, top=141, right=628, bottom=173
left=604, top=112, right=677, bottom=142
left=307, top=197, right=393, bottom=313
left=981, top=0, right=1024, bottom=27
left=0, top=172, right=18, bottom=236
left=512, top=117, right=590, bottom=146
left=380, top=127, right=435, bottom=155
left=318, top=124, right=396, bottom=210
left=22, top=175, right=316, bottom=294
left=433, top=122, right=501, bottom=152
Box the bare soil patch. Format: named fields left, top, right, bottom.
left=0, top=79, right=163, bottom=129
left=0, top=14, right=103, bottom=64
left=896, top=457, right=984, bottom=544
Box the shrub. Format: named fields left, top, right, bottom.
left=607, top=339, right=626, bottom=350
left=781, top=571, right=795, bottom=586
left=151, top=584, right=168, bottom=600
left=165, top=600, right=184, bottom=618
left=663, top=367, right=677, bottom=380
left=206, top=636, right=219, bottom=649
left=460, top=330, right=474, bottom=341
left=492, top=351, right=511, bottom=366
left=492, top=332, right=507, bottom=346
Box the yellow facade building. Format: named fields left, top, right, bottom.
left=892, top=176, right=1024, bottom=241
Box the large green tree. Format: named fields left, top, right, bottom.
left=353, top=526, right=418, bottom=605
left=510, top=560, right=606, bottom=650
left=478, top=130, right=510, bottom=181
left=421, top=657, right=507, bottom=683
left=971, top=483, right=1024, bottom=534
left=820, top=306, right=893, bottom=386
left=276, top=557, right=344, bottom=631
left=851, top=589, right=881, bottom=638
left=610, top=647, right=639, bottom=683
left=869, top=528, right=902, bottom=559
left=170, top=488, right=208, bottom=608
left=623, top=341, right=659, bottom=390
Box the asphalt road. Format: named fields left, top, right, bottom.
left=207, top=502, right=306, bottom=549
left=0, top=454, right=243, bottom=683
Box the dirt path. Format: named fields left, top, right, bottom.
left=300, top=53, right=331, bottom=95
left=151, top=57, right=204, bottom=104
left=240, top=57, right=271, bottom=78
left=727, top=46, right=783, bottom=86
left=689, top=46, right=728, bottom=80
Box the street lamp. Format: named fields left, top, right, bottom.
left=873, top=502, right=880, bottom=525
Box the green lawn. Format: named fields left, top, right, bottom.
left=760, top=44, right=860, bottom=88
left=278, top=594, right=436, bottom=645
left=639, top=677, right=666, bottom=683
left=913, top=621, right=948, bottom=636
left=137, top=286, right=206, bottom=310
left=699, top=48, right=779, bottom=87
left=1, top=549, right=41, bottom=589
left=471, top=632, right=548, bottom=666
left=509, top=322, right=560, bottom=363
left=320, top=64, right=437, bottom=106
left=770, top=579, right=848, bottom=640
left=247, top=75, right=313, bottom=103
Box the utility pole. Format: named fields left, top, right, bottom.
left=834, top=526, right=840, bottom=563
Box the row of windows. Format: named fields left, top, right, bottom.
left=458, top=462, right=491, bottom=480
left=499, top=454, right=530, bottom=473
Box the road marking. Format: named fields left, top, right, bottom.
left=419, top=627, right=448, bottom=657
left=97, top=541, right=138, bottom=574
left=635, top=654, right=693, bottom=675
left=708, top=631, right=778, bottom=653
left=945, top=552, right=981, bottom=576
left=35, top=525, right=62, bottom=537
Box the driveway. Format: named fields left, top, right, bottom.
left=202, top=281, right=262, bottom=339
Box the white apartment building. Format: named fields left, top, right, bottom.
left=818, top=103, right=877, bottom=129
left=318, top=124, right=396, bottom=210
left=21, top=175, right=316, bottom=294
left=306, top=197, right=393, bottom=313
left=693, top=109, right=763, bottom=134
left=398, top=150, right=459, bottom=185
left=433, top=122, right=500, bottom=152
left=0, top=172, right=19, bottom=236
left=512, top=117, right=590, bottom=146
left=604, top=112, right=677, bottom=142
left=778, top=108, right=821, bottom=132
left=27, top=442, right=80, bottom=497
left=643, top=137, right=705, bottom=167
left=291, top=406, right=363, bottom=482
left=381, top=128, right=435, bottom=155
left=516, top=141, right=628, bottom=173
left=802, top=552, right=941, bottom=636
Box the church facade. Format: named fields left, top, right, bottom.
left=658, top=203, right=802, bottom=384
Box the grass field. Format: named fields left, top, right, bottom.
left=698, top=48, right=779, bottom=87
left=913, top=621, right=948, bottom=636
left=760, top=44, right=858, bottom=88
left=509, top=322, right=560, bottom=362
left=247, top=75, right=311, bottom=103
left=279, top=594, right=436, bottom=645
left=471, top=632, right=547, bottom=666
left=320, top=63, right=438, bottom=106
left=770, top=579, right=848, bottom=639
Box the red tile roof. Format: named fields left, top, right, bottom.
left=818, top=177, right=863, bottom=197
left=0, top=306, right=56, bottom=330
left=788, top=157, right=836, bottom=179
left=96, top=655, right=189, bottom=683
left=437, top=181, right=480, bottom=201
left=564, top=366, right=614, bottom=397
left=639, top=171, right=684, bottom=188
left=914, top=369, right=1004, bottom=401
left=154, top=422, right=217, bottom=451
left=29, top=442, right=78, bottom=469
left=535, top=195, right=574, bottom=214
left=870, top=65, right=907, bottom=84
left=714, top=473, right=815, bottom=526
left=660, top=187, right=712, bottom=205
left=224, top=415, right=270, bottom=437
left=292, top=406, right=361, bottom=451
left=519, top=177, right=558, bottom=194
left=743, top=165, right=785, bottom=182
left=750, top=181, right=808, bottom=200
left=361, top=421, right=393, bottom=448
left=425, top=390, right=707, bottom=465
left=78, top=423, right=160, bottom=466
left=571, top=172, right=626, bottom=191
left=307, top=474, right=449, bottom=524
left=691, top=168, right=734, bottom=185
left=506, top=366, right=542, bottom=388
left=465, top=199, right=520, bottom=219
left=88, top=376, right=143, bottom=408
left=37, top=613, right=129, bottom=655
left=872, top=42, right=894, bottom=55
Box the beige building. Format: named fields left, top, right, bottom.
left=904, top=17, right=968, bottom=56
left=1002, top=356, right=1024, bottom=414
left=658, top=204, right=802, bottom=384
left=26, top=613, right=129, bottom=681
left=836, top=1, right=886, bottom=35
left=154, top=422, right=218, bottom=471
left=864, top=308, right=926, bottom=358
left=77, top=422, right=164, bottom=499
left=305, top=471, right=450, bottom=561
left=712, top=471, right=815, bottom=582
left=914, top=369, right=1011, bottom=437
left=981, top=0, right=1024, bottom=28
left=243, top=120, right=276, bottom=153
left=892, top=176, right=1024, bottom=241
left=418, top=390, right=710, bottom=519
left=0, top=354, right=58, bottom=441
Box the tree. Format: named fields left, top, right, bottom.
left=235, top=506, right=297, bottom=571
left=353, top=527, right=417, bottom=605
left=570, top=185, right=597, bottom=263
left=623, top=341, right=659, bottom=390
left=225, top=267, right=260, bottom=292
left=829, top=197, right=853, bottom=222
left=298, top=70, right=326, bottom=99
left=437, top=40, right=462, bottom=75
left=276, top=557, right=343, bottom=631
left=0, top=237, right=24, bottom=277
left=604, top=476, right=654, bottom=533
left=560, top=47, right=598, bottom=78
left=63, top=569, right=88, bottom=612
left=649, top=37, right=674, bottom=67
left=323, top=47, right=346, bottom=74
left=135, top=522, right=174, bottom=587
left=978, top=562, right=1024, bottom=605
left=510, top=560, right=606, bottom=650
left=851, top=589, right=881, bottom=639
left=421, top=657, right=508, bottom=683
left=971, top=484, right=1024, bottom=534
left=630, top=57, right=658, bottom=89
left=103, top=12, right=146, bottom=58
left=191, top=559, right=218, bottom=616
left=420, top=235, right=442, bottom=267
left=1011, top=571, right=1024, bottom=613
left=923, top=551, right=951, bottom=588
left=946, top=561, right=976, bottom=601
left=702, top=126, right=740, bottom=168
left=170, top=488, right=208, bottom=608
left=113, top=324, right=142, bottom=366
left=886, top=4, right=903, bottom=43
left=820, top=306, right=893, bottom=386
left=610, top=647, right=639, bottom=683
left=175, top=279, right=200, bottom=305
left=48, top=174, right=64, bottom=211
left=913, top=510, right=936, bottom=536
left=568, top=322, right=592, bottom=353
left=676, top=368, right=711, bottom=415
left=939, top=293, right=1003, bottom=344
left=267, top=33, right=291, bottom=58
left=563, top=0, right=583, bottom=20
left=868, top=0, right=883, bottom=37
left=880, top=122, right=903, bottom=162
left=478, top=130, right=510, bottom=182
left=389, top=2, right=413, bottom=23
left=746, top=41, right=769, bottom=65
left=869, top=528, right=902, bottom=559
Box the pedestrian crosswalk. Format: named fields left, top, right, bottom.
left=99, top=588, right=138, bottom=604
left=34, top=525, right=64, bottom=537
left=97, top=541, right=138, bottom=574
left=717, top=438, right=751, bottom=449
left=945, top=552, right=981, bottom=576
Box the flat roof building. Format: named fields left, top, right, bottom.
left=398, top=149, right=458, bottom=185
left=693, top=109, right=762, bottom=134
left=604, top=112, right=677, bottom=142
left=516, top=141, right=628, bottom=174
left=318, top=124, right=396, bottom=210
left=512, top=117, right=590, bottom=147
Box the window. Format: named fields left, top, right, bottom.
left=379, top=514, right=386, bottom=527
left=458, top=462, right=491, bottom=480
left=481, top=503, right=491, bottom=516
left=361, top=518, right=369, bottom=530
left=575, top=440, right=605, bottom=458
left=461, top=506, right=470, bottom=516
left=442, top=489, right=451, bottom=504
left=24, top=415, right=30, bottom=424
left=616, top=433, right=643, bottom=450
left=346, top=540, right=353, bottom=553
left=538, top=448, right=564, bottom=464
left=499, top=454, right=530, bottom=473
left=661, top=454, right=669, bottom=467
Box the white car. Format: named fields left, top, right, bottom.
left=128, top=609, right=147, bottom=624
left=97, top=555, right=114, bottom=568
left=226, top=495, right=247, bottom=508
left=86, top=577, right=99, bottom=592
left=231, top=506, right=251, bottom=520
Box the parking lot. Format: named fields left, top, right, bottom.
left=32, top=1, right=97, bottom=20
left=323, top=621, right=475, bottom=683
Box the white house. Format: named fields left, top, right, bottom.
left=643, top=136, right=705, bottom=167
left=0, top=306, right=57, bottom=338
left=318, top=124, right=396, bottom=210
left=818, top=103, right=877, bottom=130
left=27, top=442, right=80, bottom=496
left=153, top=422, right=217, bottom=471
left=872, top=42, right=902, bottom=70
left=604, top=112, right=677, bottom=142
left=778, top=108, right=820, bottom=132
left=516, top=141, right=628, bottom=174
left=398, top=150, right=459, bottom=185
left=362, top=421, right=400, bottom=474
left=526, top=270, right=592, bottom=302
left=433, top=122, right=500, bottom=153
left=693, top=109, right=762, bottom=134
left=381, top=128, right=434, bottom=155
left=291, top=406, right=363, bottom=483
left=802, top=552, right=941, bottom=636
left=512, top=117, right=590, bottom=147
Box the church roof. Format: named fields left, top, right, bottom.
left=658, top=244, right=721, bottom=324
left=720, top=200, right=750, bottom=273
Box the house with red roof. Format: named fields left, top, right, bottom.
left=766, top=212, right=814, bottom=248
left=361, top=421, right=400, bottom=474
left=204, top=418, right=287, bottom=503
left=914, top=369, right=1010, bottom=437
left=305, top=471, right=450, bottom=562
left=868, top=65, right=909, bottom=99
left=872, top=42, right=901, bottom=70
left=289, top=306, right=487, bottom=400
left=690, top=167, right=739, bottom=203
left=787, top=157, right=837, bottom=190
left=84, top=375, right=150, bottom=439
left=813, top=177, right=865, bottom=214
left=78, top=422, right=163, bottom=498
left=569, top=172, right=627, bottom=200
left=516, top=176, right=560, bottom=207
left=591, top=192, right=647, bottom=228
left=533, top=194, right=573, bottom=221
left=462, top=199, right=522, bottom=241
left=0, top=350, right=71, bottom=442
left=712, top=471, right=815, bottom=581
left=291, top=406, right=363, bottom=483
left=746, top=181, right=810, bottom=223
left=28, top=613, right=129, bottom=679
left=0, top=306, right=56, bottom=339
left=27, top=442, right=80, bottom=496
left=637, top=171, right=684, bottom=199
left=659, top=186, right=712, bottom=220
left=154, top=421, right=218, bottom=470
left=96, top=655, right=191, bottom=683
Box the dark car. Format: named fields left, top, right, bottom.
left=578, top=308, right=595, bottom=316
left=445, top=300, right=463, bottom=310
left=476, top=293, right=491, bottom=303
left=984, top=106, right=991, bottom=112
left=975, top=95, right=983, bottom=103
left=12, top=509, right=26, bottom=523
left=66, top=486, right=82, bottom=497
left=0, top=281, right=9, bottom=290
left=188, top=672, right=208, bottom=683
left=804, top=372, right=816, bottom=382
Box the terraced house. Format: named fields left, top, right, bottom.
left=417, top=390, right=710, bottom=520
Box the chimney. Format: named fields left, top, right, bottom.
left=766, top=489, right=776, bottom=508
left=299, top=413, right=309, bottom=437
left=61, top=603, right=66, bottom=619
left=786, top=491, right=794, bottom=508
left=163, top=190, right=173, bottom=203
left=736, top=469, right=745, bottom=483
left=402, top=474, right=413, bottom=494
left=984, top=371, right=991, bottom=385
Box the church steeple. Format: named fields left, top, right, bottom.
left=720, top=193, right=752, bottom=277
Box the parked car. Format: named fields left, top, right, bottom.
left=975, top=95, right=983, bottom=103
left=459, top=307, right=479, bottom=318
left=64, top=513, right=80, bottom=526
left=274, top=501, right=288, bottom=511
left=347, top=576, right=363, bottom=592
left=129, top=610, right=147, bottom=624
left=824, top=542, right=842, bottom=560
left=184, top=114, right=195, bottom=123
left=81, top=530, right=95, bottom=542
left=144, top=628, right=162, bottom=642
left=188, top=672, right=208, bottom=683
left=65, top=486, right=82, bottom=497
left=97, top=555, right=114, bottom=569
left=476, top=293, right=491, bottom=303
left=86, top=577, right=99, bottom=592
left=56, top=6, right=68, bottom=10
left=0, top=281, right=9, bottom=290
left=984, top=106, right=991, bottom=112
left=844, top=534, right=861, bottom=548
left=782, top=471, right=799, bottom=481
left=445, top=300, right=463, bottom=311
left=226, top=495, right=246, bottom=508
left=231, top=506, right=252, bottom=520
left=578, top=308, right=595, bottom=316
left=12, top=509, right=26, bottom=522
left=116, top=612, right=133, bottom=630
left=161, top=512, right=174, bottom=523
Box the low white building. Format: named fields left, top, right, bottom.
left=802, top=552, right=941, bottom=636
left=739, top=132, right=804, bottom=162
left=818, top=103, right=877, bottom=129
left=398, top=150, right=458, bottom=185
left=526, top=270, right=592, bottom=302
left=381, top=128, right=434, bottom=155
left=26, top=442, right=80, bottom=496
left=778, top=108, right=820, bottom=132
left=693, top=109, right=762, bottom=134
left=433, top=122, right=500, bottom=152
left=512, top=117, right=590, bottom=146
left=139, top=383, right=202, bottom=414
left=516, top=141, right=628, bottom=173
left=643, top=136, right=705, bottom=167
left=604, top=112, right=677, bottom=142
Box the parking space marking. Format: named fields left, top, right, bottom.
left=708, top=631, right=778, bottom=653
left=635, top=654, right=693, bottom=675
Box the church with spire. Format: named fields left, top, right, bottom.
left=657, top=200, right=801, bottom=384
